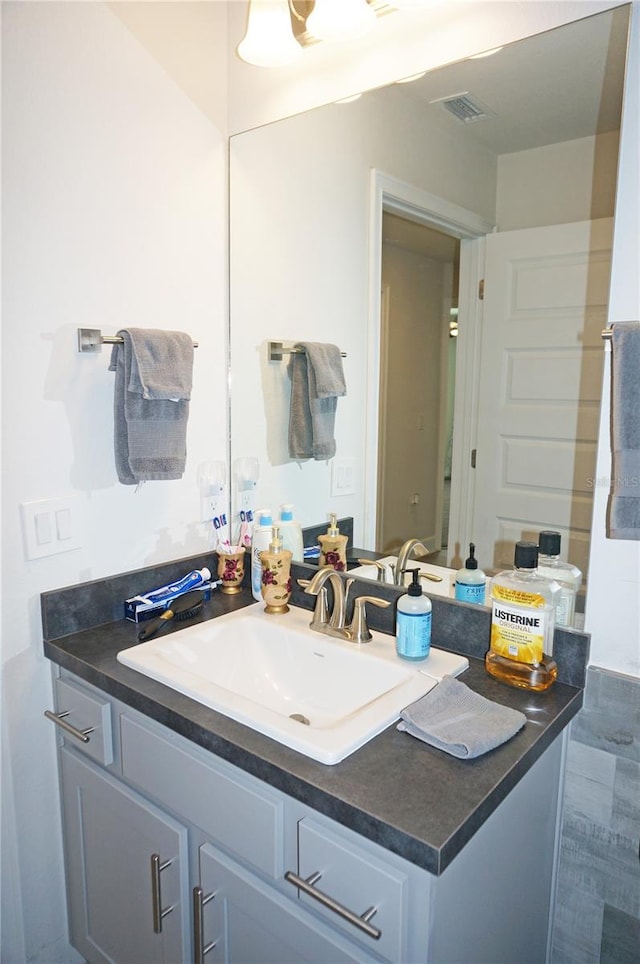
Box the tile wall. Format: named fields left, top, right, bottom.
left=552, top=666, right=640, bottom=963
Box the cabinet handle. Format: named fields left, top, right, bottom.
left=192, top=886, right=216, bottom=964
left=150, top=854, right=174, bottom=933
left=44, top=709, right=94, bottom=744
left=284, top=870, right=381, bottom=940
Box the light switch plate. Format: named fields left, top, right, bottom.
left=331, top=457, right=356, bottom=497
left=21, top=496, right=83, bottom=560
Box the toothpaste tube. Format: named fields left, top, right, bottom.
left=133, top=568, right=211, bottom=605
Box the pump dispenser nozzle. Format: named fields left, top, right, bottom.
left=269, top=525, right=283, bottom=554
left=465, top=543, right=478, bottom=570
left=327, top=513, right=340, bottom=537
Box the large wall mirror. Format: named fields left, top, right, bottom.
left=229, top=6, right=630, bottom=606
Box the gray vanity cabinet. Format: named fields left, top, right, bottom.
left=198, top=844, right=377, bottom=963
left=59, top=747, right=190, bottom=963
left=49, top=668, right=564, bottom=964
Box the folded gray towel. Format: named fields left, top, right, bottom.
left=109, top=329, right=194, bottom=484
left=287, top=342, right=346, bottom=461
left=608, top=322, right=640, bottom=540
left=397, top=676, right=526, bottom=759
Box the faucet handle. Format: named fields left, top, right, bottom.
left=357, top=559, right=391, bottom=583
left=348, top=596, right=391, bottom=644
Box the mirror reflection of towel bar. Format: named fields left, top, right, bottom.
left=77, top=328, right=198, bottom=353
left=269, top=340, right=346, bottom=362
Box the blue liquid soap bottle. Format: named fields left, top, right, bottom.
left=396, top=568, right=432, bottom=661
left=455, top=543, right=486, bottom=605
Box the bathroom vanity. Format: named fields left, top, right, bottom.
left=42, top=556, right=588, bottom=964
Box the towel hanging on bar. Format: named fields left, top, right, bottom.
left=108, top=328, right=194, bottom=484
left=608, top=321, right=640, bottom=540
left=287, top=342, right=347, bottom=461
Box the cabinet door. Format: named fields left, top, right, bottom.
left=60, top=747, right=190, bottom=964
left=199, top=843, right=379, bottom=964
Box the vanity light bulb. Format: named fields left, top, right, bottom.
left=306, top=0, right=376, bottom=42
left=237, top=0, right=302, bottom=68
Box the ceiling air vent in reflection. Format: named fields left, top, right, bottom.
left=430, top=91, right=495, bottom=123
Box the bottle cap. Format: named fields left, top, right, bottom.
left=269, top=525, right=283, bottom=553
left=327, top=513, right=340, bottom=537
left=404, top=568, right=422, bottom=596
left=539, top=530, right=561, bottom=556
left=280, top=504, right=294, bottom=522
left=514, top=541, right=538, bottom=569
left=465, top=543, right=478, bottom=570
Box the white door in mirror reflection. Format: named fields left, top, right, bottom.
left=473, top=218, right=613, bottom=584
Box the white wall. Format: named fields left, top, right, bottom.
left=1, top=3, right=228, bottom=959
left=496, top=131, right=620, bottom=229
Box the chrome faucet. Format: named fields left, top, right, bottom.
left=394, top=539, right=429, bottom=585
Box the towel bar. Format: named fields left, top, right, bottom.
left=78, top=328, right=198, bottom=353
left=269, top=340, right=346, bottom=362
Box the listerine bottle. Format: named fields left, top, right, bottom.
left=486, top=541, right=561, bottom=691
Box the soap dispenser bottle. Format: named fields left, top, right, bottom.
left=318, top=513, right=347, bottom=571
left=454, top=543, right=486, bottom=605
left=259, top=526, right=292, bottom=615
left=396, top=568, right=432, bottom=661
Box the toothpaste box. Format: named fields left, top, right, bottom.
left=124, top=581, right=217, bottom=623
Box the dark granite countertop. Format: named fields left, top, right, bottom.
left=42, top=554, right=586, bottom=877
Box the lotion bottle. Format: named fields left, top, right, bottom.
left=279, top=504, right=304, bottom=561
left=454, top=543, right=486, bottom=605
left=396, top=569, right=432, bottom=661
left=486, top=541, right=561, bottom=691
left=251, top=509, right=273, bottom=601
left=318, top=513, right=348, bottom=571
left=536, top=530, right=582, bottom=628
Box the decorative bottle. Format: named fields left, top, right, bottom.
left=318, top=513, right=347, bottom=571
left=486, top=541, right=561, bottom=691
left=260, top=526, right=292, bottom=615
left=454, top=543, right=486, bottom=605
left=536, top=531, right=582, bottom=628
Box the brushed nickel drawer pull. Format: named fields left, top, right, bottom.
left=192, top=886, right=216, bottom=964
left=44, top=709, right=94, bottom=744
left=284, top=870, right=381, bottom=940
left=150, top=854, right=173, bottom=933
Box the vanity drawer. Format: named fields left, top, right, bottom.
left=120, top=714, right=284, bottom=879
left=49, top=676, right=114, bottom=767
left=294, top=816, right=408, bottom=962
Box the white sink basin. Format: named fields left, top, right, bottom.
left=117, top=603, right=468, bottom=764
left=349, top=556, right=457, bottom=598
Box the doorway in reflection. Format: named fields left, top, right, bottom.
left=377, top=212, right=460, bottom=561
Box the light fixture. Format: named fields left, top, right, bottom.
left=306, top=0, right=377, bottom=41
left=237, top=0, right=302, bottom=68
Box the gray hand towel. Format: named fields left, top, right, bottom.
left=109, top=329, right=194, bottom=484
left=397, top=676, right=526, bottom=759
left=287, top=342, right=346, bottom=461
left=608, top=322, right=640, bottom=540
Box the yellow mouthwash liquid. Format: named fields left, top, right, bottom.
left=486, top=541, right=561, bottom=692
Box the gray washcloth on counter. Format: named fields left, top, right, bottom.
left=397, top=676, right=526, bottom=759
left=109, top=328, right=194, bottom=484
left=608, top=322, right=640, bottom=540
left=288, top=342, right=346, bottom=461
